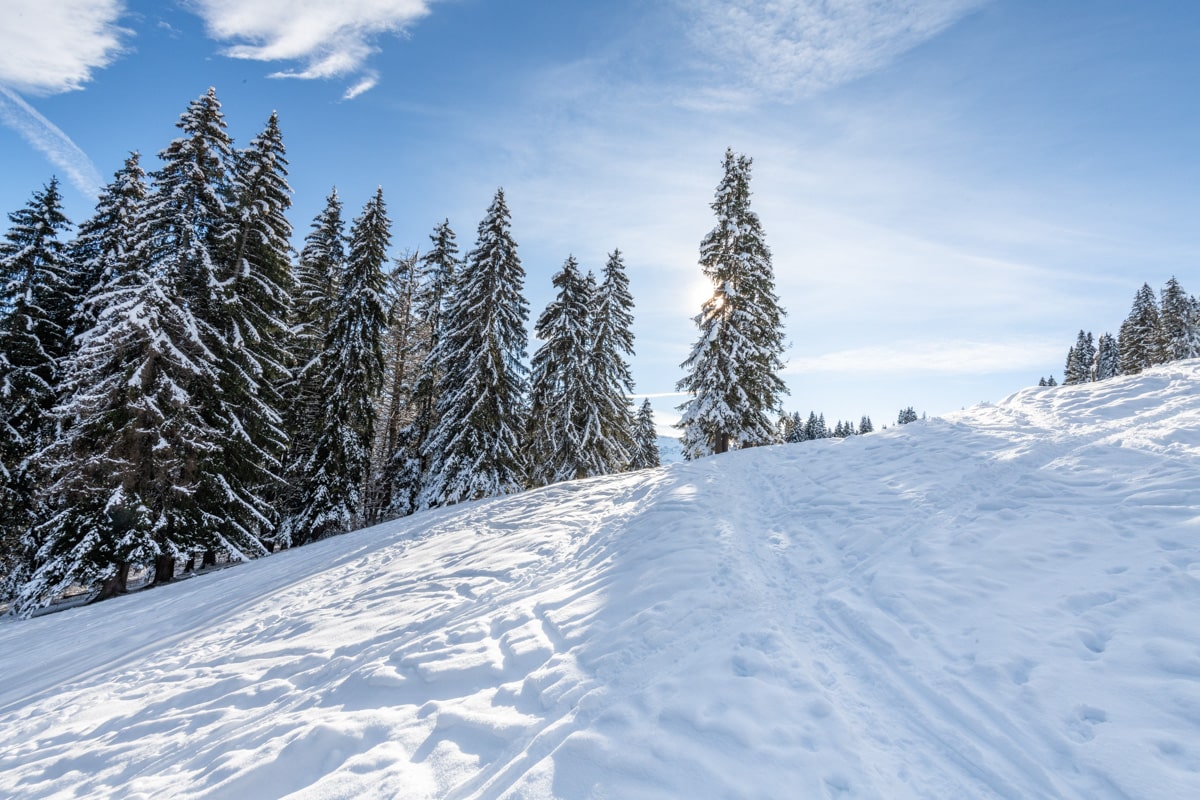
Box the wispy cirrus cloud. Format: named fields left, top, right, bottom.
left=678, top=0, right=987, bottom=105
left=0, top=88, right=102, bottom=196
left=0, top=0, right=128, bottom=95
left=190, top=0, right=433, bottom=97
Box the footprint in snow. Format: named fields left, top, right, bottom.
left=1065, top=705, right=1107, bottom=743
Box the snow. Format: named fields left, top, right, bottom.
left=3, top=361, right=1200, bottom=798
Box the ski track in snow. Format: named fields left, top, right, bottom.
left=1, top=362, right=1199, bottom=798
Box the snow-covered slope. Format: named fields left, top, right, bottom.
left=2, top=362, right=1199, bottom=799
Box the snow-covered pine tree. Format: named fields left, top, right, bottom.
left=1038, top=377, right=1048, bottom=387
left=677, top=149, right=787, bottom=459
left=136, top=87, right=237, bottom=580
left=67, top=156, right=146, bottom=347
left=1095, top=333, right=1119, bottom=380
left=1118, top=283, right=1165, bottom=375
left=419, top=188, right=529, bottom=508
left=527, top=256, right=594, bottom=486
left=19, top=157, right=233, bottom=613
left=386, top=220, right=460, bottom=518
left=859, top=415, right=874, bottom=434
left=630, top=398, right=660, bottom=469
left=1065, top=330, right=1096, bottom=384
left=898, top=407, right=919, bottom=425
left=1047, top=375, right=1058, bottom=386
left=214, top=110, right=294, bottom=553
left=290, top=189, right=390, bottom=542
left=1062, top=345, right=1078, bottom=384
left=279, top=189, right=346, bottom=540
left=803, top=411, right=821, bottom=441
left=785, top=410, right=807, bottom=442
left=0, top=179, right=72, bottom=597
left=588, top=249, right=638, bottom=472
left=1160, top=276, right=1198, bottom=361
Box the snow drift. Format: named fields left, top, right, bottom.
left=2, top=361, right=1199, bottom=799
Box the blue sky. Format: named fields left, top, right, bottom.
left=2, top=0, right=1198, bottom=432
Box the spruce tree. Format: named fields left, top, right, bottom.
left=527, top=256, right=594, bottom=486
left=785, top=411, right=807, bottom=442
left=420, top=188, right=529, bottom=508
left=215, top=111, right=294, bottom=552
left=280, top=189, right=346, bottom=537
left=1095, top=332, right=1120, bottom=380
left=0, top=179, right=72, bottom=597
left=1118, top=283, right=1165, bottom=375
left=1062, top=345, right=1078, bottom=385
left=1160, top=276, right=1199, bottom=362
left=677, top=149, right=787, bottom=458
left=630, top=398, right=661, bottom=469
left=19, top=158, right=231, bottom=612
left=1065, top=330, right=1096, bottom=384
left=804, top=411, right=821, bottom=441
left=589, top=249, right=637, bottom=472
left=290, top=189, right=390, bottom=542
left=859, top=415, right=874, bottom=434
left=898, top=407, right=918, bottom=425
left=67, top=156, right=146, bottom=347
left=136, top=87, right=236, bottom=581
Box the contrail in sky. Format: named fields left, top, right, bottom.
left=0, top=86, right=102, bottom=198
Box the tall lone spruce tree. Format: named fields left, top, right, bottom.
left=677, top=149, right=787, bottom=459
left=420, top=189, right=529, bottom=507
left=290, top=189, right=390, bottom=542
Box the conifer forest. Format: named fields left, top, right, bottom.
left=2, top=88, right=1199, bottom=618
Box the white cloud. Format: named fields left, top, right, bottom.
left=0, top=0, right=128, bottom=94
left=679, top=0, right=986, bottom=103
left=0, top=88, right=102, bottom=197
left=343, top=72, right=380, bottom=100
left=784, top=339, right=1064, bottom=376
left=191, top=0, right=431, bottom=95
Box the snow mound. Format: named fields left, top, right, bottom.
left=2, top=361, right=1199, bottom=799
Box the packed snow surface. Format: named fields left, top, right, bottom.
left=2, top=362, right=1200, bottom=799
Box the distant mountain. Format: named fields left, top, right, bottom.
left=2, top=361, right=1198, bottom=798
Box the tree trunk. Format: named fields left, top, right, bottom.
left=152, top=553, right=175, bottom=586
left=715, top=432, right=730, bottom=454
left=94, top=561, right=130, bottom=601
